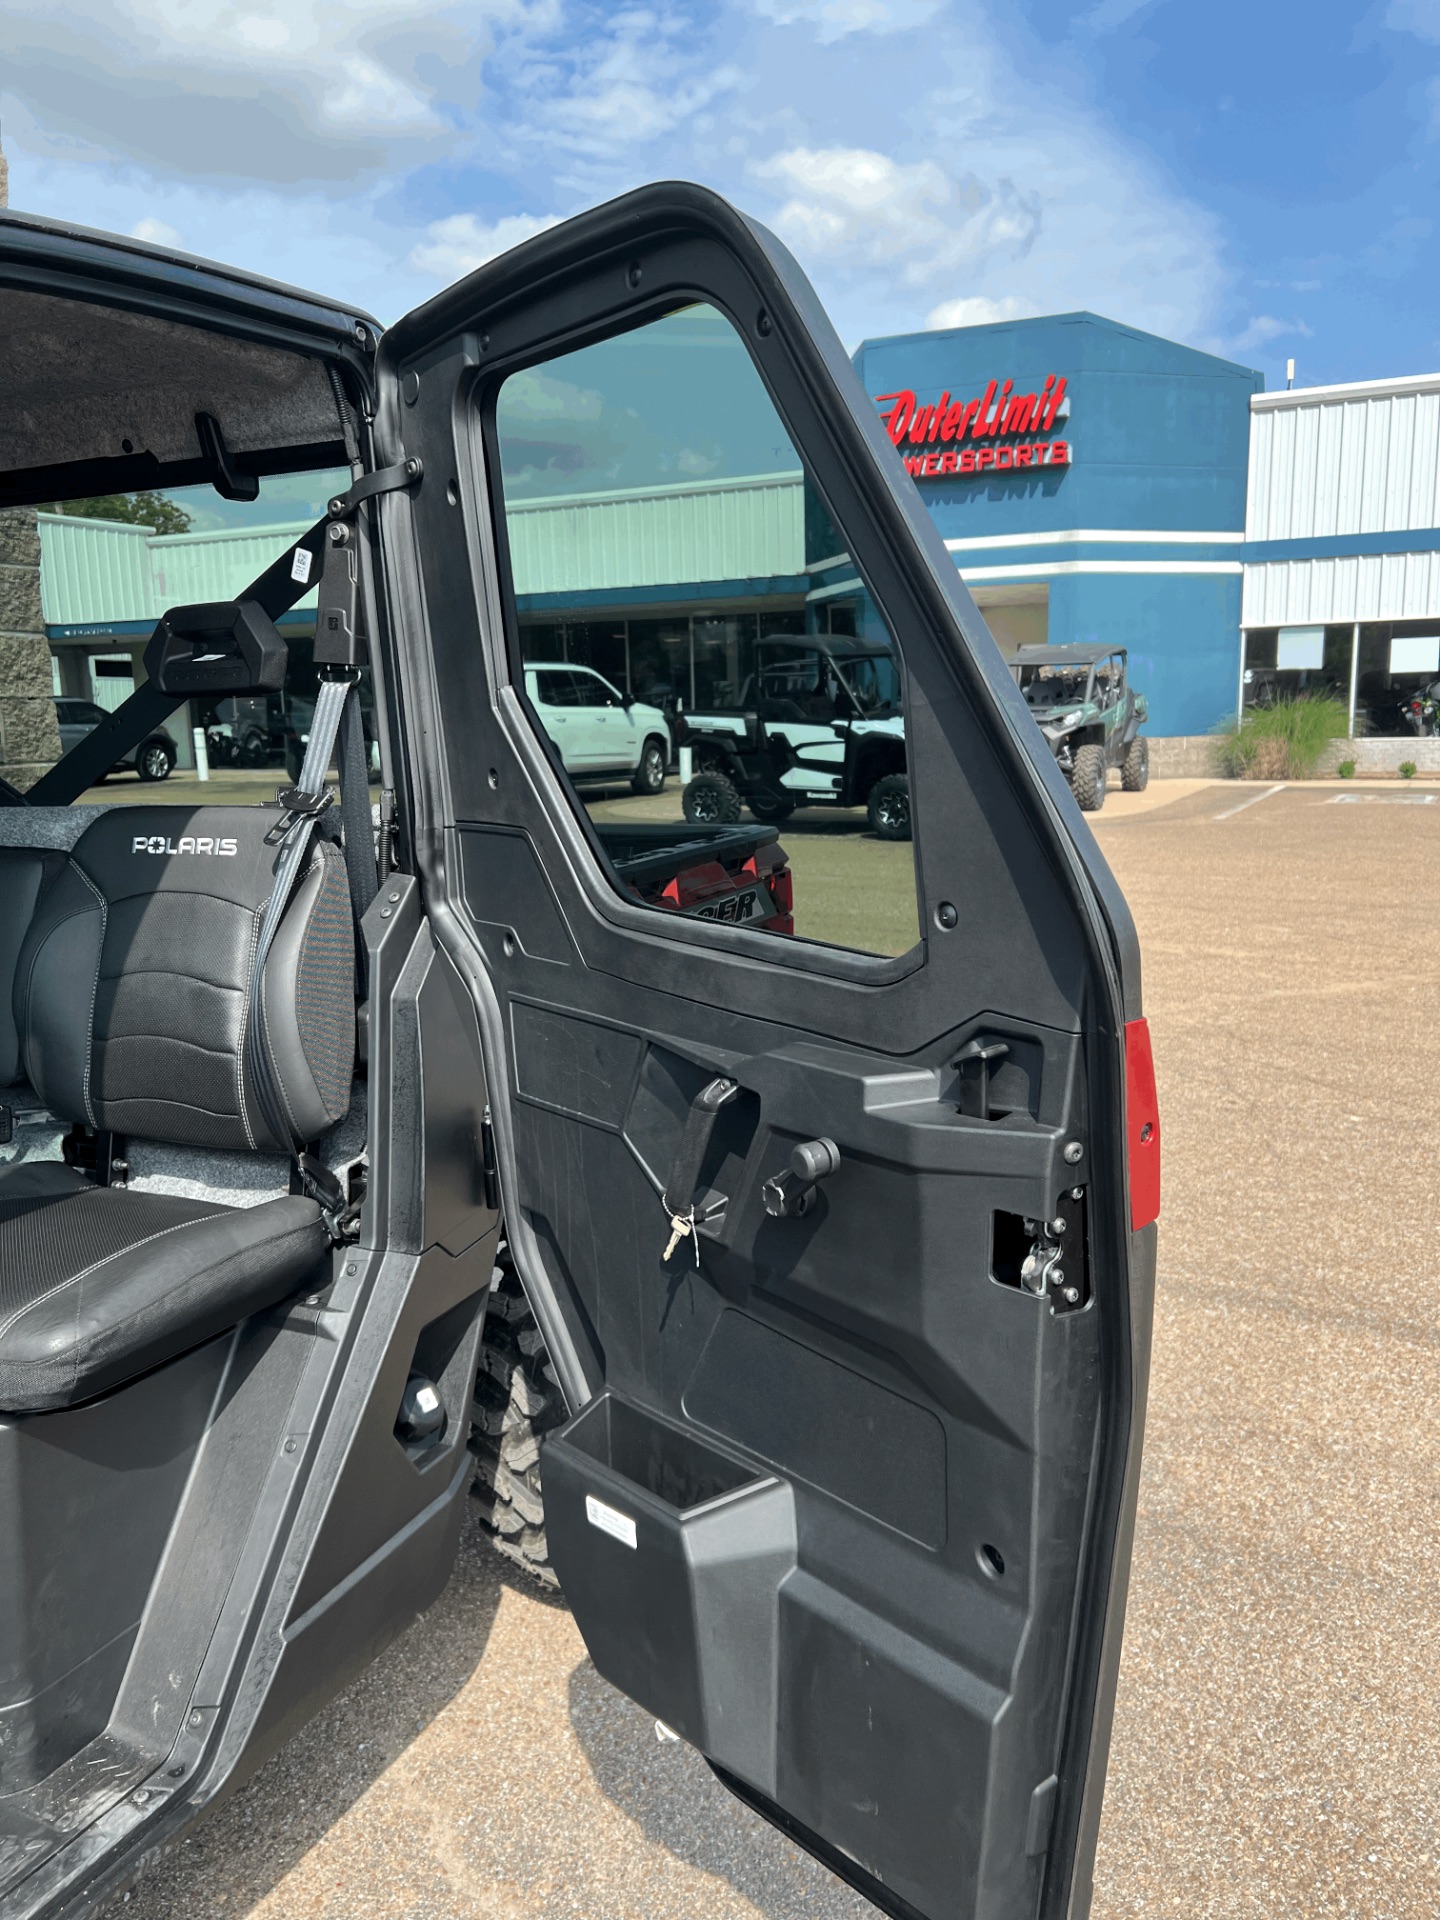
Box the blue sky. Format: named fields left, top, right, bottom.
left=3, top=0, right=1439, bottom=390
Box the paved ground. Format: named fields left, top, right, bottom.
left=113, top=776, right=1440, bottom=1919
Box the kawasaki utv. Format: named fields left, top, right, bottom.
left=1009, top=645, right=1150, bottom=812
left=0, top=187, right=1156, bottom=1920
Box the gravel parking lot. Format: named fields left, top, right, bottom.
left=110, top=776, right=1440, bottom=1920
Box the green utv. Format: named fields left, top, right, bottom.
left=1009, top=645, right=1151, bottom=812
left=0, top=187, right=1157, bottom=1920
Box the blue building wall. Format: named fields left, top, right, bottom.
left=852, top=312, right=1263, bottom=734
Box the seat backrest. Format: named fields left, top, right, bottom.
left=15, top=806, right=355, bottom=1153
left=0, top=847, right=60, bottom=1087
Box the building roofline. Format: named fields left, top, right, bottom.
left=1251, top=370, right=1440, bottom=409
left=853, top=310, right=1263, bottom=381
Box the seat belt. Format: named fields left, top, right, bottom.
left=244, top=669, right=362, bottom=1219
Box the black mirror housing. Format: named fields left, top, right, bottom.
left=145, top=598, right=289, bottom=696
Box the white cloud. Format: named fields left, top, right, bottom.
left=130, top=215, right=182, bottom=247
left=0, top=0, right=534, bottom=182
left=741, top=8, right=1227, bottom=350
left=758, top=146, right=1041, bottom=289
left=1076, top=0, right=1161, bottom=33
left=927, top=293, right=1034, bottom=328
left=1388, top=0, right=1440, bottom=41
left=751, top=0, right=942, bottom=40
left=1230, top=314, right=1314, bottom=352
left=410, top=210, right=562, bottom=281
left=497, top=8, right=744, bottom=167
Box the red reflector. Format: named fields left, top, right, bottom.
left=1124, top=1017, right=1160, bottom=1232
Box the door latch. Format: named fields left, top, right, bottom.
left=762, top=1137, right=841, bottom=1218
left=993, top=1188, right=1089, bottom=1312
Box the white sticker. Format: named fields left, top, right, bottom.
left=586, top=1494, right=638, bottom=1549
left=290, top=547, right=314, bottom=585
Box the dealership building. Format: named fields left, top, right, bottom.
left=855, top=314, right=1440, bottom=760
left=32, top=310, right=1440, bottom=767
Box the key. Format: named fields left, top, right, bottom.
left=662, top=1212, right=693, bottom=1262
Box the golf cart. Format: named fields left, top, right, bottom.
left=1010, top=644, right=1150, bottom=811
left=679, top=633, right=911, bottom=840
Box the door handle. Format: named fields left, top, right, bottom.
left=762, top=1137, right=840, bottom=1218
left=662, top=1076, right=739, bottom=1224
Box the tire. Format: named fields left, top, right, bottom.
left=136, top=741, right=173, bottom=783
left=631, top=736, right=668, bottom=795
left=747, top=792, right=796, bottom=823
left=682, top=771, right=742, bottom=824
left=867, top=772, right=911, bottom=841
left=1070, top=742, right=1107, bottom=811
left=470, top=1247, right=564, bottom=1588
left=1121, top=735, right=1150, bottom=792
left=236, top=730, right=269, bottom=770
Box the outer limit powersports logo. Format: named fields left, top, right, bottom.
left=132, top=835, right=239, bottom=856
left=873, top=375, right=1072, bottom=480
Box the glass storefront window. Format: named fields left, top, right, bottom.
left=1355, top=625, right=1440, bottom=736
left=1242, top=626, right=1351, bottom=711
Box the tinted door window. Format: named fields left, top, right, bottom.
left=491, top=305, right=919, bottom=957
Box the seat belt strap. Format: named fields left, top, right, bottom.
left=244, top=672, right=355, bottom=1160
left=336, top=687, right=379, bottom=990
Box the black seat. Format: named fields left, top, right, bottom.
left=0, top=806, right=355, bottom=1412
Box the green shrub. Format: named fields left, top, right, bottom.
left=1337, top=759, right=1356, bottom=779
left=1400, top=760, right=1417, bottom=780
left=1215, top=695, right=1351, bottom=780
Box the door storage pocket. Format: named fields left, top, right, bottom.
left=543, top=1391, right=795, bottom=1793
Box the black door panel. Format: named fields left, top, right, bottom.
left=379, top=182, right=1153, bottom=1920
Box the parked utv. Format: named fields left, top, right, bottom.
left=0, top=186, right=1156, bottom=1920
left=1010, top=643, right=1150, bottom=811
left=679, top=632, right=911, bottom=840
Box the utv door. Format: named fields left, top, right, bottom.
left=375, top=183, right=1158, bottom=1920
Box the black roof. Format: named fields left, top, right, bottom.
left=1010, top=644, right=1124, bottom=666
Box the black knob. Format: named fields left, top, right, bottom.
left=790, top=1138, right=840, bottom=1183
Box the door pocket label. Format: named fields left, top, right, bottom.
left=586, top=1494, right=638, bottom=1549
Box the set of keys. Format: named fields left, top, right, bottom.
left=662, top=1207, right=698, bottom=1265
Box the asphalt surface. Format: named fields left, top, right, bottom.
left=110, top=776, right=1440, bottom=1919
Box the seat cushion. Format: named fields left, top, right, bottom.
left=0, top=1162, right=328, bottom=1412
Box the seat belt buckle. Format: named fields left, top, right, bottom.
left=265, top=785, right=334, bottom=845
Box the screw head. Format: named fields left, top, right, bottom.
left=1071, top=1186, right=1084, bottom=1200
left=380, top=906, right=392, bottom=918
left=1063, top=1141, right=1084, bottom=1165
left=346, top=1262, right=358, bottom=1275
left=1052, top=1268, right=1065, bottom=1286
left=627, top=262, right=643, bottom=289
left=1063, top=1286, right=1080, bottom=1304
left=1050, top=1217, right=1067, bottom=1233
left=388, top=889, right=401, bottom=902
left=189, top=1711, right=204, bottom=1729
left=328, top=497, right=345, bottom=516
left=935, top=901, right=958, bottom=930
left=354, top=322, right=369, bottom=346
left=284, top=1438, right=297, bottom=1454
left=757, top=309, right=773, bottom=336
left=404, top=456, right=422, bottom=478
